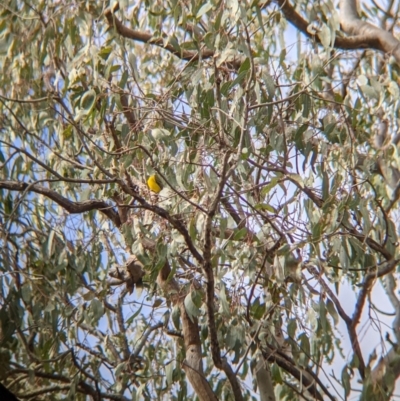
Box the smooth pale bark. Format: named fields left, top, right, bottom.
left=340, top=0, right=400, bottom=63
left=157, top=261, right=218, bottom=401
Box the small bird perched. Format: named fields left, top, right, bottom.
left=147, top=174, right=163, bottom=193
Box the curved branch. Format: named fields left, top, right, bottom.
left=276, top=0, right=400, bottom=64
left=340, top=0, right=400, bottom=63
left=261, top=347, right=331, bottom=401
left=351, top=258, right=399, bottom=328
left=104, top=6, right=213, bottom=61
left=0, top=180, right=121, bottom=227
left=132, top=323, right=164, bottom=360
left=9, top=370, right=129, bottom=401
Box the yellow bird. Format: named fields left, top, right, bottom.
left=147, top=174, right=163, bottom=193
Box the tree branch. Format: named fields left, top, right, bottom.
left=261, top=347, right=332, bottom=401
left=307, top=264, right=366, bottom=379
left=201, top=153, right=244, bottom=401
left=104, top=6, right=214, bottom=61
left=0, top=140, right=114, bottom=184
left=118, top=179, right=203, bottom=263
left=351, top=259, right=399, bottom=329
left=156, top=260, right=218, bottom=401
left=276, top=0, right=400, bottom=64
left=340, top=0, right=400, bottom=64
left=0, top=180, right=121, bottom=227
left=132, top=323, right=164, bottom=360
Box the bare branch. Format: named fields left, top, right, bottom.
left=351, top=259, right=399, bottom=329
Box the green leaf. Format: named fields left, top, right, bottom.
left=263, top=72, right=275, bottom=99
left=341, top=366, right=351, bottom=397
left=80, top=89, right=96, bottom=112
left=165, top=361, right=174, bottom=386
left=254, top=203, right=276, bottom=213
left=219, top=284, right=230, bottom=316
left=238, top=58, right=250, bottom=74
left=172, top=305, right=181, bottom=330
left=119, top=70, right=129, bottom=89
left=326, top=299, right=339, bottom=326
left=126, top=305, right=143, bottom=326
left=46, top=229, right=55, bottom=259
left=287, top=318, right=297, bottom=338
left=271, top=363, right=283, bottom=384
left=184, top=291, right=201, bottom=322
left=99, top=46, right=112, bottom=60
left=115, top=362, right=127, bottom=377
left=298, top=332, right=310, bottom=367
left=360, top=84, right=378, bottom=100
left=250, top=297, right=266, bottom=320
left=21, top=284, right=31, bottom=303
left=233, top=227, right=247, bottom=241
left=89, top=299, right=104, bottom=323
left=152, top=299, right=163, bottom=308
left=302, top=94, right=311, bottom=118
left=3, top=193, right=13, bottom=215
left=318, top=23, right=331, bottom=48
left=196, top=2, right=213, bottom=18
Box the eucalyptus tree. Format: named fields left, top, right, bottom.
left=1, top=0, right=400, bottom=400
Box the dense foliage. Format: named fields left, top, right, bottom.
left=1, top=0, right=400, bottom=400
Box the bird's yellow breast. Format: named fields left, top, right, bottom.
left=147, top=174, right=163, bottom=193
